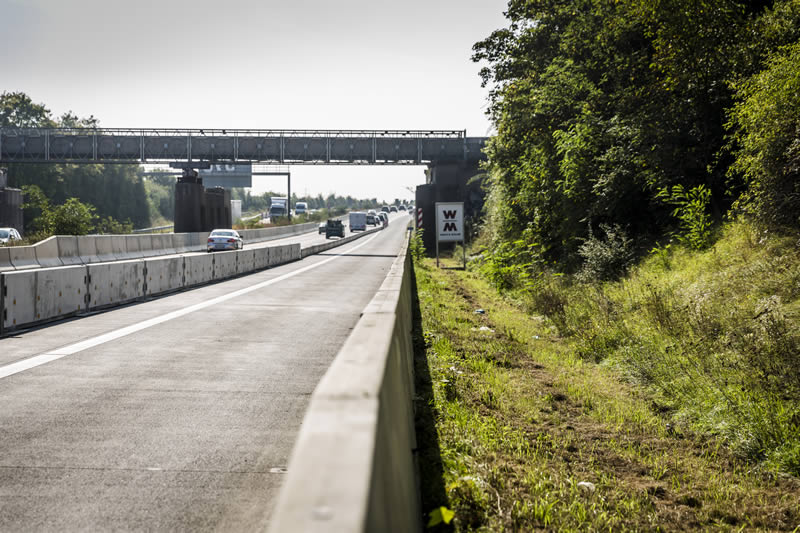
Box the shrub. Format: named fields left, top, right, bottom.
left=576, top=224, right=635, bottom=282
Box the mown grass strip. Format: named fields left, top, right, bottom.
left=412, top=256, right=800, bottom=531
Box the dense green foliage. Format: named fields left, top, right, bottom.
left=473, top=0, right=800, bottom=271
left=465, top=0, right=800, bottom=478
left=1, top=91, right=150, bottom=231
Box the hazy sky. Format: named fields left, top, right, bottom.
left=1, top=0, right=507, bottom=203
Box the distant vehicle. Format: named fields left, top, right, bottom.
left=349, top=211, right=367, bottom=232
left=0, top=227, right=21, bottom=244
left=378, top=212, right=389, bottom=227
left=390, top=206, right=398, bottom=213
left=325, top=219, right=345, bottom=239
left=381, top=206, right=390, bottom=213
left=367, top=209, right=377, bottom=216
left=318, top=222, right=327, bottom=234
left=269, top=197, right=288, bottom=219
left=366, top=214, right=378, bottom=226
left=398, top=205, right=406, bottom=211
left=207, top=229, right=243, bottom=252
left=295, top=202, right=308, bottom=216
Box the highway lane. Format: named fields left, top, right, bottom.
left=0, top=215, right=411, bottom=531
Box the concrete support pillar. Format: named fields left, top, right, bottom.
left=0, top=169, right=24, bottom=234
left=174, top=179, right=204, bottom=234
left=415, top=162, right=485, bottom=257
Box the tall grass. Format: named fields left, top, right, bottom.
left=478, top=220, right=800, bottom=475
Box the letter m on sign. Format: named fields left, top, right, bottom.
left=443, top=222, right=458, bottom=231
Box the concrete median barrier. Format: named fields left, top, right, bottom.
left=87, top=260, right=144, bottom=310
left=144, top=256, right=184, bottom=296
left=137, top=235, right=155, bottom=257
left=173, top=233, right=191, bottom=254
left=237, top=248, right=255, bottom=273
left=213, top=250, right=238, bottom=280
left=269, top=236, right=418, bottom=533
left=33, top=237, right=63, bottom=268
left=2, top=269, right=37, bottom=330
left=95, top=236, right=117, bottom=263
left=150, top=234, right=173, bottom=256
left=58, top=236, right=82, bottom=265
left=253, top=247, right=271, bottom=270
left=33, top=266, right=87, bottom=323
left=9, top=246, right=40, bottom=270
left=111, top=236, right=129, bottom=260
left=77, top=236, right=100, bottom=264
left=184, top=253, right=214, bottom=287
left=0, top=247, right=16, bottom=272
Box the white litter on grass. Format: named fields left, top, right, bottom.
left=470, top=326, right=494, bottom=333
left=577, top=481, right=596, bottom=492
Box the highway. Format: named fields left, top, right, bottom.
left=0, top=215, right=410, bottom=530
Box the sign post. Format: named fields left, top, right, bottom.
left=435, top=202, right=465, bottom=269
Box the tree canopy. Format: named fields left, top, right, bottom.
left=473, top=0, right=800, bottom=273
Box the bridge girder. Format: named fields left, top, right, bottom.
left=0, top=128, right=487, bottom=166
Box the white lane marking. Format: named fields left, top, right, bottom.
left=0, top=233, right=383, bottom=380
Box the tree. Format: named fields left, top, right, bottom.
left=51, top=198, right=96, bottom=235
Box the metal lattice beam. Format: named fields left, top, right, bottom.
left=0, top=128, right=487, bottom=165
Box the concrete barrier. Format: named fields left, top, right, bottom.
left=2, top=269, right=37, bottom=330
left=77, top=236, right=100, bottom=264
left=58, top=236, right=82, bottom=265
left=144, top=256, right=184, bottom=296
left=173, top=233, right=191, bottom=254
left=213, top=250, right=238, bottom=280
left=237, top=248, right=255, bottom=273
left=184, top=253, right=214, bottom=287
left=33, top=265, right=87, bottom=322
left=33, top=237, right=63, bottom=268
left=95, top=236, right=117, bottom=263
left=138, top=234, right=156, bottom=257
left=9, top=246, right=40, bottom=270
left=111, top=235, right=129, bottom=260
left=87, top=260, right=144, bottom=309
left=0, top=247, right=16, bottom=272
left=269, top=236, right=419, bottom=533
left=150, top=234, right=173, bottom=256
left=253, top=247, right=271, bottom=270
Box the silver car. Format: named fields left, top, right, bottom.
left=0, top=227, right=22, bottom=245
left=207, top=229, right=243, bottom=252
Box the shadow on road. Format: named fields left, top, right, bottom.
left=410, top=261, right=449, bottom=527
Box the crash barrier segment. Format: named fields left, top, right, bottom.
left=87, top=261, right=144, bottom=310
left=33, top=237, right=63, bottom=268
left=0, top=248, right=15, bottom=272
left=9, top=246, right=39, bottom=270
left=144, top=256, right=184, bottom=296
left=1, top=266, right=87, bottom=331
left=269, top=235, right=420, bottom=533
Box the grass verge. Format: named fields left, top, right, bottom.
left=413, top=249, right=800, bottom=531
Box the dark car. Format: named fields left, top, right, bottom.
left=325, top=219, right=345, bottom=239
left=390, top=206, right=398, bottom=213
left=366, top=214, right=378, bottom=226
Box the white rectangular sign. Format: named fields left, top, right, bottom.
left=435, top=202, right=464, bottom=242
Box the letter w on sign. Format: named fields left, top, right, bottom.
left=443, top=210, right=458, bottom=219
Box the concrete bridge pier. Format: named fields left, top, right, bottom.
left=174, top=167, right=232, bottom=233
left=415, top=162, right=484, bottom=256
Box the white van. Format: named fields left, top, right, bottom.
left=295, top=202, right=308, bottom=215
left=349, top=211, right=367, bottom=232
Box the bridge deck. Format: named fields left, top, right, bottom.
left=0, top=128, right=487, bottom=165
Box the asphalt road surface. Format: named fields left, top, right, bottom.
left=0, top=214, right=411, bottom=531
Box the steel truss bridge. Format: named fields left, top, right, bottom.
left=0, top=128, right=487, bottom=165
